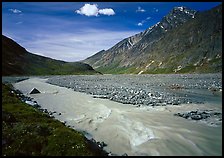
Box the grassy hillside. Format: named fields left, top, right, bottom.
left=2, top=35, right=99, bottom=76
left=2, top=83, right=106, bottom=156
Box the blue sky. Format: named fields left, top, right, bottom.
left=2, top=2, right=222, bottom=62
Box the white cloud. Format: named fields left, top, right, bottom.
left=76, top=3, right=115, bottom=17
left=76, top=4, right=99, bottom=16
left=9, top=9, right=22, bottom=14
left=137, top=23, right=143, bottom=26
left=136, top=6, right=146, bottom=12
left=98, top=8, right=115, bottom=16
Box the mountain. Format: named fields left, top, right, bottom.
left=2, top=35, right=99, bottom=76
left=84, top=5, right=222, bottom=74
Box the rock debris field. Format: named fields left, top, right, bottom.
left=46, top=73, right=222, bottom=126
left=46, top=73, right=222, bottom=107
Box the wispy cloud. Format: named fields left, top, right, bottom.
left=76, top=4, right=115, bottom=16
left=137, top=23, right=143, bottom=26
left=7, top=29, right=139, bottom=62
left=16, top=21, right=23, bottom=25
left=152, top=8, right=159, bottom=13
left=9, top=8, right=22, bottom=14
left=136, top=6, right=146, bottom=13
left=137, top=16, right=151, bottom=26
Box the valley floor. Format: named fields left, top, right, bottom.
left=11, top=77, right=222, bottom=156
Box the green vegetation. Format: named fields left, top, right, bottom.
left=94, top=60, right=141, bottom=74
left=2, top=83, right=104, bottom=156
left=96, top=65, right=139, bottom=74
left=178, top=65, right=197, bottom=73
left=142, top=68, right=173, bottom=74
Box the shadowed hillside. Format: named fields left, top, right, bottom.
left=2, top=35, right=100, bottom=76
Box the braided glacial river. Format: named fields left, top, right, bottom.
left=12, top=74, right=222, bottom=156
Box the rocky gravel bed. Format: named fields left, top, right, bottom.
left=174, top=109, right=222, bottom=126
left=46, top=73, right=222, bottom=107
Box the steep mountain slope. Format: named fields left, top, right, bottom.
left=2, top=35, right=99, bottom=76
left=84, top=5, right=222, bottom=74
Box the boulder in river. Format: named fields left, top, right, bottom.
left=29, top=88, right=41, bottom=94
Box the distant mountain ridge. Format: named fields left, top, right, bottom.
left=2, top=35, right=99, bottom=76
left=84, top=5, right=222, bottom=74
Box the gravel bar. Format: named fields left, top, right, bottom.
left=46, top=73, right=222, bottom=107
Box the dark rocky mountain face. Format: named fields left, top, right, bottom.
left=160, top=6, right=197, bottom=31
left=84, top=5, right=222, bottom=74
left=2, top=35, right=99, bottom=76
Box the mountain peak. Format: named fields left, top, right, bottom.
left=174, top=6, right=185, bottom=11
left=172, top=6, right=197, bottom=17
left=173, top=6, right=189, bottom=12
left=158, top=6, right=197, bottom=31
left=142, top=6, right=197, bottom=36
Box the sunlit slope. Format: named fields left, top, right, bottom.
left=84, top=5, right=222, bottom=74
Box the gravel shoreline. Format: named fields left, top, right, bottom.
left=46, top=74, right=222, bottom=107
